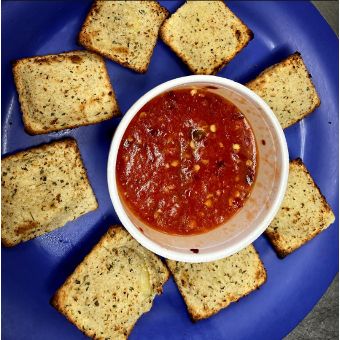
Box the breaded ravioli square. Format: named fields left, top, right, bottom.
left=265, top=159, right=335, bottom=257
left=52, top=226, right=169, bottom=340
left=1, top=139, right=98, bottom=246
left=13, top=50, right=119, bottom=134
left=246, top=53, right=320, bottom=129
left=160, top=1, right=253, bottom=74
left=166, top=245, right=266, bottom=320
left=79, top=1, right=168, bottom=73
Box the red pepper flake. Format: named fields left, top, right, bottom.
left=190, top=248, right=199, bottom=254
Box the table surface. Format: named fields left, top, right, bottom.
left=286, top=2, right=339, bottom=339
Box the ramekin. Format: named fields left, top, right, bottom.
left=107, top=75, right=289, bottom=263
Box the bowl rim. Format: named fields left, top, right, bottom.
left=107, top=75, right=289, bottom=262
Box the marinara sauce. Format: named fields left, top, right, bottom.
left=116, top=88, right=257, bottom=235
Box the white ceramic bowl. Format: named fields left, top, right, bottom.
left=107, top=75, right=289, bottom=263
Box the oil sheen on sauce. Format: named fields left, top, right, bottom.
left=116, top=88, right=257, bottom=235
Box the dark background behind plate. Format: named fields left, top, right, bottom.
left=2, top=1, right=339, bottom=339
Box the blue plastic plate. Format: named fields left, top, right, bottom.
left=2, top=1, right=339, bottom=339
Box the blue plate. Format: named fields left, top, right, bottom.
left=2, top=1, right=338, bottom=339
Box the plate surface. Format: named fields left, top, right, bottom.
left=2, top=1, right=338, bottom=339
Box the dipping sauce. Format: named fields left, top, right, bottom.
left=116, top=88, right=257, bottom=235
